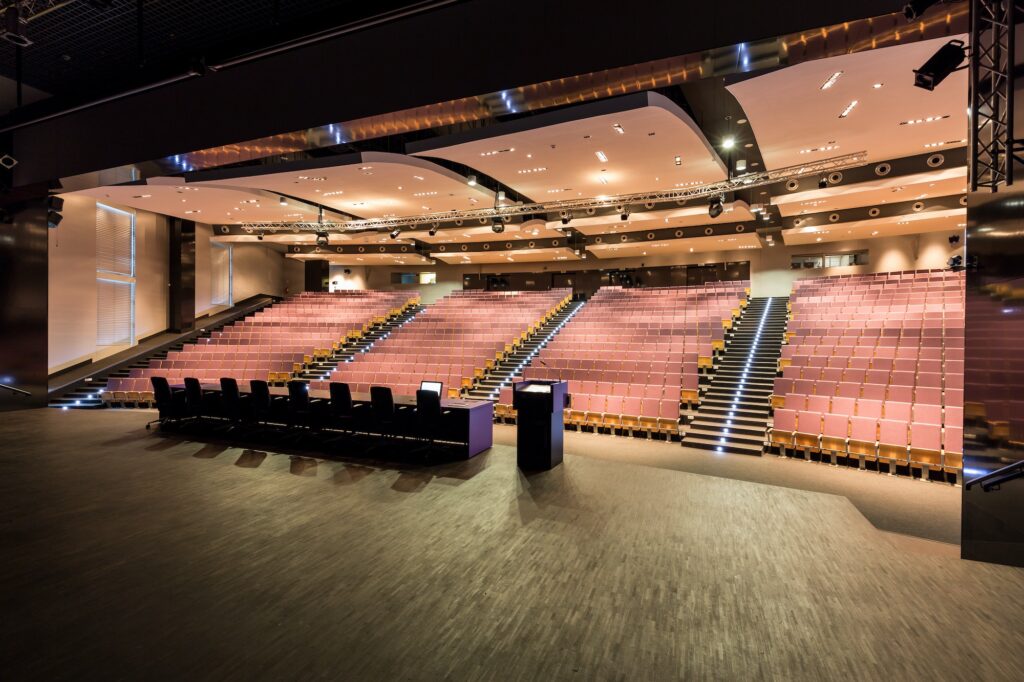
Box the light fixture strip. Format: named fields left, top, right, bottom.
left=838, top=100, right=858, bottom=118
left=820, top=71, right=843, bottom=90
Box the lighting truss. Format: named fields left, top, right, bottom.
left=969, top=0, right=1024, bottom=191
left=1, top=1, right=71, bottom=20
left=235, top=151, right=867, bottom=233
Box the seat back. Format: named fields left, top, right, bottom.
left=329, top=382, right=354, bottom=416
left=151, top=376, right=173, bottom=407
left=416, top=389, right=442, bottom=428
left=371, top=386, right=395, bottom=421
left=249, top=380, right=271, bottom=417
left=220, top=377, right=241, bottom=419
left=184, top=377, right=203, bottom=416
left=287, top=380, right=309, bottom=411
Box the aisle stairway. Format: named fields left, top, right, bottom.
left=466, top=300, right=584, bottom=400
left=301, top=304, right=424, bottom=381
left=680, top=296, right=788, bottom=454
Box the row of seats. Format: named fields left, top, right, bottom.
left=322, top=289, right=571, bottom=396
left=773, top=379, right=962, bottom=409
left=964, top=283, right=1024, bottom=443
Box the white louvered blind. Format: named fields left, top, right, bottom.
left=210, top=243, right=232, bottom=306
left=96, top=279, right=133, bottom=347
left=96, top=203, right=134, bottom=276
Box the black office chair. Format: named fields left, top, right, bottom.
left=146, top=376, right=186, bottom=429
left=219, top=377, right=249, bottom=429
left=412, top=388, right=450, bottom=461
left=370, top=385, right=400, bottom=439
left=328, top=382, right=360, bottom=434
left=183, top=377, right=214, bottom=426
left=249, top=379, right=285, bottom=428
left=287, top=380, right=322, bottom=433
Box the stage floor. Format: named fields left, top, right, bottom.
left=2, top=409, right=1022, bottom=680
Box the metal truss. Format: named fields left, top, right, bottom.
left=235, top=152, right=868, bottom=233
left=1, top=1, right=72, bottom=20
left=969, top=0, right=1024, bottom=191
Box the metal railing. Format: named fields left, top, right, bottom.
left=0, top=383, right=31, bottom=397
left=965, top=460, right=1024, bottom=492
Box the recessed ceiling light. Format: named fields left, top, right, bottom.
left=799, top=144, right=840, bottom=154
left=872, top=82, right=884, bottom=89
left=595, top=150, right=608, bottom=162
left=412, top=175, right=424, bottom=181
left=132, top=194, right=151, bottom=199
left=612, top=124, right=625, bottom=135
left=838, top=100, right=858, bottom=118
left=322, top=190, right=344, bottom=197
left=820, top=71, right=843, bottom=90
left=480, top=147, right=514, bottom=157
left=872, top=230, right=879, bottom=236
left=517, top=167, right=547, bottom=174
left=674, top=155, right=682, bottom=166
left=184, top=209, right=200, bottom=214
left=598, top=176, right=609, bottom=185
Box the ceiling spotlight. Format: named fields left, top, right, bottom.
left=722, top=137, right=735, bottom=150
left=492, top=221, right=505, bottom=234
left=559, top=210, right=573, bottom=225
left=315, top=232, right=329, bottom=247
left=279, top=196, right=287, bottom=206
left=708, top=195, right=724, bottom=219
left=467, top=175, right=477, bottom=186
left=904, top=0, right=941, bottom=21
left=914, top=40, right=966, bottom=91
left=818, top=176, right=828, bottom=189
left=257, top=232, right=264, bottom=241
left=389, top=228, right=401, bottom=239
left=496, top=190, right=506, bottom=202
left=949, top=234, right=961, bottom=244
left=820, top=71, right=843, bottom=90
left=735, top=159, right=747, bottom=172
left=428, top=222, right=440, bottom=237
left=620, top=206, right=631, bottom=221
left=595, top=150, right=608, bottom=162
left=838, top=100, right=859, bottom=118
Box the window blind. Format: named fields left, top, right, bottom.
left=96, top=279, right=133, bottom=347
left=210, top=243, right=232, bottom=306
left=96, top=203, right=134, bottom=276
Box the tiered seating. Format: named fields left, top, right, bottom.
left=964, top=280, right=1024, bottom=444
left=103, top=291, right=414, bottom=405
left=769, top=270, right=964, bottom=476
left=514, top=282, right=748, bottom=437
left=317, top=289, right=571, bottom=398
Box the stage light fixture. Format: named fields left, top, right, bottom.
left=467, top=175, right=477, bottom=186
left=620, top=206, right=631, bottom=221
left=46, top=195, right=64, bottom=229
left=818, top=176, right=828, bottom=189
left=492, top=221, right=505, bottom=234
left=1, top=6, right=31, bottom=47
left=279, top=196, right=287, bottom=205
left=428, top=222, right=440, bottom=237
left=949, top=234, right=961, bottom=245
left=708, top=196, right=724, bottom=219
left=389, top=228, right=401, bottom=239
left=903, top=0, right=941, bottom=21
left=722, top=137, right=735, bottom=150
left=257, top=232, right=264, bottom=241
left=315, top=232, right=329, bottom=247
left=948, top=254, right=963, bottom=270
left=559, top=210, right=572, bottom=225
left=913, top=40, right=966, bottom=91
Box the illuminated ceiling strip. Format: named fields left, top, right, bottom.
left=234, top=151, right=868, bottom=232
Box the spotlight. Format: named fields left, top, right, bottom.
left=279, top=196, right=287, bottom=206
left=559, top=210, right=572, bottom=225
left=913, top=40, right=966, bottom=91
left=949, top=234, right=961, bottom=244
left=818, top=177, right=828, bottom=189
left=389, top=228, right=401, bottom=239
left=620, top=206, right=631, bottom=221
left=496, top=190, right=506, bottom=202
left=315, top=232, right=329, bottom=247
left=428, top=222, right=440, bottom=237
left=708, top=196, right=724, bottom=219
left=1, top=6, right=31, bottom=47
left=46, top=195, right=63, bottom=229
left=467, top=175, right=477, bottom=186
left=948, top=254, right=963, bottom=270
left=492, top=221, right=505, bottom=234
left=257, top=232, right=264, bottom=241
left=903, top=0, right=941, bottom=21
left=722, top=137, right=735, bottom=150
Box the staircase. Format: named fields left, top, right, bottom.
left=680, top=296, right=788, bottom=455
left=300, top=304, right=425, bottom=381
left=466, top=300, right=584, bottom=400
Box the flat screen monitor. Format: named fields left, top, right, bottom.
left=419, top=380, right=443, bottom=396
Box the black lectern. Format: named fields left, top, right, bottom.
left=513, top=380, right=569, bottom=470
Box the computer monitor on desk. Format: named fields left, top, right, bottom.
left=419, top=380, right=443, bottom=396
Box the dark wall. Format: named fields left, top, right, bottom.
left=168, top=218, right=196, bottom=333
left=304, top=260, right=329, bottom=292
left=0, top=195, right=48, bottom=411
left=962, top=186, right=1024, bottom=567
left=8, top=0, right=903, bottom=186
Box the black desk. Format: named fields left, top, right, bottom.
left=171, top=383, right=494, bottom=457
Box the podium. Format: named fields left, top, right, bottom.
left=512, top=380, right=569, bottom=470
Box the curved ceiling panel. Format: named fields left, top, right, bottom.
left=409, top=92, right=727, bottom=202
left=727, top=35, right=969, bottom=169
left=192, top=151, right=495, bottom=220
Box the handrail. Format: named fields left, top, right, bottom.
left=0, top=383, right=31, bottom=397
left=965, top=460, right=1024, bottom=492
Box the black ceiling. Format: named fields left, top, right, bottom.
left=0, top=0, right=432, bottom=104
